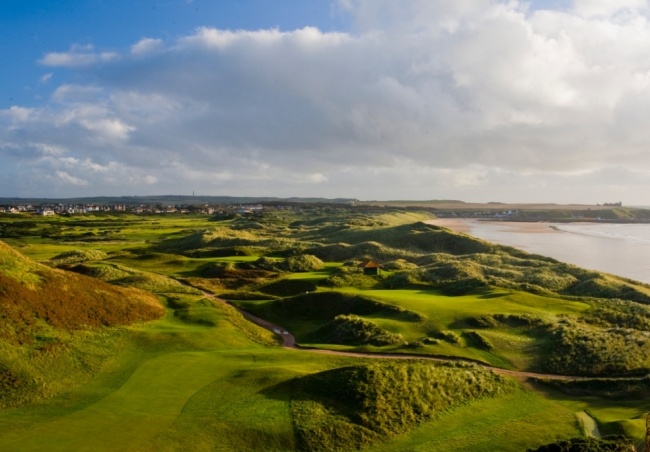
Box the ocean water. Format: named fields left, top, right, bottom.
left=453, top=221, right=650, bottom=285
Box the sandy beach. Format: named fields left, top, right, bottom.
left=426, top=219, right=650, bottom=284
left=427, top=219, right=561, bottom=235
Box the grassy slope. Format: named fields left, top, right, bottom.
left=0, top=240, right=166, bottom=408
left=0, top=240, right=163, bottom=339
left=0, top=299, right=297, bottom=452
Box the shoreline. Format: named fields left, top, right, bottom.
left=427, top=219, right=562, bottom=235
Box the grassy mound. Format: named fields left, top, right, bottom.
left=308, top=241, right=419, bottom=262
left=261, top=291, right=423, bottom=322
left=526, top=436, right=635, bottom=452
left=184, top=246, right=264, bottom=258
left=282, top=254, right=324, bottom=272
left=71, top=262, right=202, bottom=295
left=257, top=279, right=317, bottom=297
left=542, top=320, right=650, bottom=376
left=0, top=240, right=165, bottom=408
left=308, top=314, right=404, bottom=346
left=48, top=249, right=108, bottom=266
left=291, top=362, right=515, bottom=450
left=321, top=222, right=497, bottom=255
left=533, top=375, right=650, bottom=399
left=0, top=242, right=163, bottom=341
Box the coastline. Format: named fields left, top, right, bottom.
left=427, top=219, right=561, bottom=235
left=427, top=218, right=650, bottom=285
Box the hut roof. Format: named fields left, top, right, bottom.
left=358, top=259, right=381, bottom=268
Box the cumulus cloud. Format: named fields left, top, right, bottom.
left=3, top=0, right=650, bottom=202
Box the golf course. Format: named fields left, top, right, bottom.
left=1, top=204, right=649, bottom=451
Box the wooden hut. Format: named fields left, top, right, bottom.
left=358, top=259, right=382, bottom=276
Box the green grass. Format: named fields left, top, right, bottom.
left=5, top=208, right=650, bottom=450
left=367, top=388, right=581, bottom=452
left=0, top=299, right=352, bottom=451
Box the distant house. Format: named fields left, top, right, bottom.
left=358, top=259, right=382, bottom=276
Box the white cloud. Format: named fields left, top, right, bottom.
left=39, top=73, right=53, bottom=84
left=572, top=0, right=647, bottom=17
left=55, top=170, right=88, bottom=186
left=4, top=0, right=650, bottom=202
left=40, top=45, right=118, bottom=67
left=131, top=38, right=163, bottom=56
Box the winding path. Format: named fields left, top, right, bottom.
left=187, top=284, right=593, bottom=382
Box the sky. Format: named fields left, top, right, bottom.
left=2, top=0, right=650, bottom=204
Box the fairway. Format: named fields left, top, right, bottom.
left=0, top=307, right=338, bottom=452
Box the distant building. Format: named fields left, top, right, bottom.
left=358, top=259, right=382, bottom=276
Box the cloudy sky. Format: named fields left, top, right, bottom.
left=2, top=0, right=650, bottom=204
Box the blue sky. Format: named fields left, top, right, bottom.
left=1, top=0, right=348, bottom=108
left=3, top=0, right=650, bottom=203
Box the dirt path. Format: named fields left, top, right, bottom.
left=182, top=284, right=595, bottom=382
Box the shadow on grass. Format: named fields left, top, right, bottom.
left=478, top=292, right=508, bottom=299
left=258, top=378, right=296, bottom=402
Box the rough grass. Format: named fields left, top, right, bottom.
left=250, top=291, right=424, bottom=322
left=70, top=262, right=203, bottom=295
left=5, top=209, right=650, bottom=449
left=257, top=279, right=318, bottom=297
left=0, top=241, right=165, bottom=409
left=48, top=249, right=108, bottom=266
left=541, top=319, right=650, bottom=376
left=289, top=361, right=516, bottom=450
left=308, top=315, right=404, bottom=346
left=526, top=436, right=635, bottom=452
left=0, top=242, right=163, bottom=342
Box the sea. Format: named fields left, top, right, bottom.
left=444, top=220, right=650, bottom=285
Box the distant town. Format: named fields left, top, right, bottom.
left=0, top=202, right=268, bottom=216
